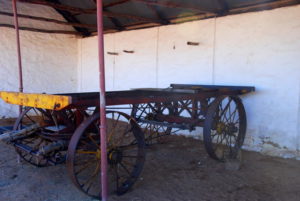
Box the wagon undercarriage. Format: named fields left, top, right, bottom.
left=0, top=83, right=254, bottom=199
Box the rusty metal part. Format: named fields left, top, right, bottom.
left=203, top=96, right=247, bottom=161
left=131, top=102, right=173, bottom=145
left=12, top=107, right=75, bottom=167
left=66, top=111, right=145, bottom=199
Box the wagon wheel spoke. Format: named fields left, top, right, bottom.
left=147, top=103, right=160, bottom=113
left=67, top=111, right=145, bottom=199
left=131, top=102, right=173, bottom=145
left=136, top=104, right=147, bottom=120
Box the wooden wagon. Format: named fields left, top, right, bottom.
left=0, top=83, right=254, bottom=198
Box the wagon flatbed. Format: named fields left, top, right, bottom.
left=66, top=84, right=254, bottom=107
left=0, top=84, right=254, bottom=110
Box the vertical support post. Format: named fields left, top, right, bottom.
left=96, top=0, right=108, bottom=200
left=12, top=0, right=23, bottom=114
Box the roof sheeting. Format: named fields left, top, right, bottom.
left=0, top=0, right=299, bottom=36
left=0, top=0, right=75, bottom=32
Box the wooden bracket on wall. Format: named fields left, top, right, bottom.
left=107, top=52, right=119, bottom=55
left=123, top=50, right=135, bottom=54
left=187, top=41, right=200, bottom=46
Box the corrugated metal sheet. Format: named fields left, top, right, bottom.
left=0, top=0, right=299, bottom=36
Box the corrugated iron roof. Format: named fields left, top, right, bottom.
left=0, top=0, right=299, bottom=36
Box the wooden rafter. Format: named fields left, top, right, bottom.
left=11, top=0, right=300, bottom=35
left=18, top=0, right=95, bottom=14
left=229, top=0, right=300, bottom=13
left=103, top=11, right=161, bottom=23
left=146, top=4, right=169, bottom=25
left=0, top=11, right=96, bottom=29
left=103, top=0, right=131, bottom=8
left=0, top=23, right=80, bottom=35
left=131, top=0, right=218, bottom=14
left=46, top=0, right=90, bottom=36
left=92, top=0, right=124, bottom=31
left=216, top=0, right=229, bottom=14
left=18, top=0, right=162, bottom=23
left=103, top=9, right=125, bottom=31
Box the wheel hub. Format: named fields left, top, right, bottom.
left=108, top=149, right=123, bottom=165
left=216, top=122, right=238, bottom=136
left=216, top=122, right=226, bottom=134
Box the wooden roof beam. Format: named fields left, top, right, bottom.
left=131, top=0, right=218, bottom=14
left=40, top=0, right=91, bottom=36
left=0, top=23, right=80, bottom=35
left=92, top=0, right=124, bottom=32
left=216, top=0, right=229, bottom=14
left=103, top=11, right=161, bottom=24
left=229, top=0, right=300, bottom=13
left=18, top=0, right=96, bottom=14
left=0, top=11, right=96, bottom=29
left=103, top=0, right=131, bottom=8
left=146, top=4, right=169, bottom=25
left=18, top=0, right=162, bottom=23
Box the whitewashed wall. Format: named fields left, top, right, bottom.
left=77, top=5, right=300, bottom=158
left=0, top=0, right=78, bottom=118
left=0, top=28, right=78, bottom=118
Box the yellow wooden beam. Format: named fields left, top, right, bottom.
left=0, top=91, right=72, bottom=110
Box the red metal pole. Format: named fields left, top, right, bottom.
left=12, top=0, right=23, bottom=114
left=96, top=0, right=108, bottom=200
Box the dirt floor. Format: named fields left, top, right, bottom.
left=0, top=135, right=300, bottom=201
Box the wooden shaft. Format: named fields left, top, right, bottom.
left=0, top=124, right=39, bottom=142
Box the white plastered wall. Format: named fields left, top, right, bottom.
left=0, top=28, right=78, bottom=118
left=77, top=5, right=300, bottom=158
left=214, top=8, right=300, bottom=157
left=0, top=0, right=78, bottom=118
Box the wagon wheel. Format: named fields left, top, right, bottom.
left=67, top=111, right=145, bottom=199
left=13, top=107, right=74, bottom=167
left=203, top=96, right=246, bottom=161
left=131, top=102, right=173, bottom=145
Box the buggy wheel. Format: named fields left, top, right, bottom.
left=67, top=111, right=145, bottom=199
left=203, top=96, right=246, bottom=161
left=131, top=102, right=173, bottom=145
